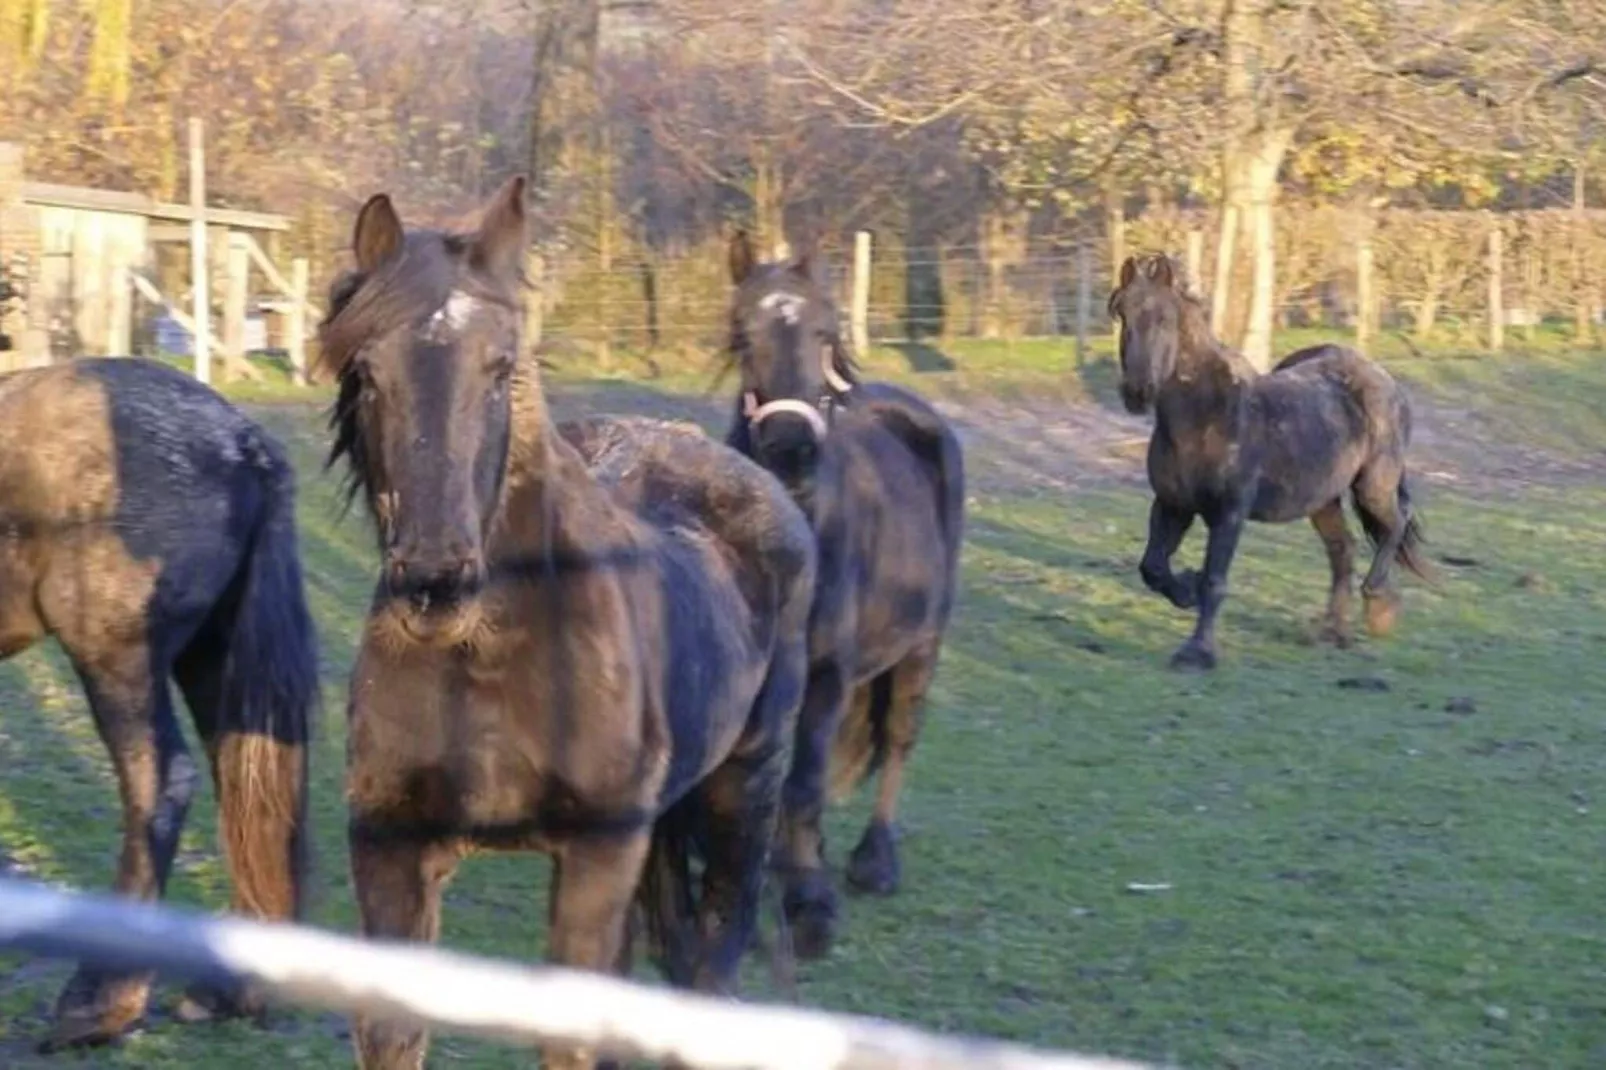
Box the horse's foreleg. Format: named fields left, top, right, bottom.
left=1310, top=499, right=1356, bottom=647
left=45, top=643, right=196, bottom=1051
left=545, top=832, right=652, bottom=1070
left=348, top=835, right=458, bottom=1070
left=1170, top=506, right=1245, bottom=671
left=1139, top=500, right=1200, bottom=609
left=774, top=658, right=848, bottom=960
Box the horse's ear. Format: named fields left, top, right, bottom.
left=470, top=174, right=528, bottom=280
left=729, top=229, right=756, bottom=284
left=1118, top=255, right=1138, bottom=290
left=1148, top=255, right=1176, bottom=289
left=353, top=194, right=404, bottom=273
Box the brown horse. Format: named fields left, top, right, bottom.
left=721, top=233, right=966, bottom=959
left=1107, top=253, right=1433, bottom=670
left=0, top=356, right=316, bottom=1048
left=320, top=179, right=816, bottom=1070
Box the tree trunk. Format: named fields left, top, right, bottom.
left=1212, top=128, right=1289, bottom=370
left=751, top=145, right=786, bottom=260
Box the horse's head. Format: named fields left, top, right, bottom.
left=320, top=176, right=528, bottom=647
left=726, top=230, right=856, bottom=480
left=1107, top=253, right=1190, bottom=415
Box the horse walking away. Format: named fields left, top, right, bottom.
left=1107, top=253, right=1434, bottom=671
left=321, top=178, right=815, bottom=1070
left=0, top=357, right=317, bottom=1048
left=721, top=232, right=966, bottom=959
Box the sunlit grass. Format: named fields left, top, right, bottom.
left=1, top=365, right=1603, bottom=1068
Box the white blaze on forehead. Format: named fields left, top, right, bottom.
left=758, top=290, right=807, bottom=325
left=428, top=289, right=479, bottom=334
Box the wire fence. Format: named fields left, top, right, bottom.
left=0, top=876, right=1162, bottom=1070
left=529, top=207, right=1606, bottom=364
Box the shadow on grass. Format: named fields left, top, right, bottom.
left=1075, top=356, right=1128, bottom=414
left=888, top=341, right=958, bottom=373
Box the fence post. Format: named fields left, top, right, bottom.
left=107, top=260, right=132, bottom=357
left=1074, top=238, right=1092, bottom=367
left=523, top=248, right=545, bottom=357
left=188, top=118, right=211, bottom=386
left=223, top=236, right=250, bottom=382
left=1184, top=229, right=1204, bottom=293
left=1355, top=234, right=1375, bottom=356
left=851, top=230, right=871, bottom=358
left=288, top=257, right=309, bottom=386
left=1486, top=215, right=1504, bottom=353
left=1574, top=162, right=1591, bottom=343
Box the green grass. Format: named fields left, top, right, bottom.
left=2, top=350, right=1606, bottom=1068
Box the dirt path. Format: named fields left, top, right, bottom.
left=548, top=383, right=1601, bottom=500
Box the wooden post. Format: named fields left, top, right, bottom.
left=223, top=236, right=249, bottom=382
left=1106, top=192, right=1125, bottom=351
left=1355, top=234, right=1375, bottom=356
left=288, top=257, right=308, bottom=386
left=1184, top=229, right=1204, bottom=293
left=1487, top=215, right=1504, bottom=353
left=522, top=248, right=545, bottom=357
left=107, top=260, right=132, bottom=356
left=850, top=230, right=871, bottom=358
left=1574, top=161, right=1590, bottom=343
left=188, top=118, right=211, bottom=385
left=1074, top=238, right=1092, bottom=367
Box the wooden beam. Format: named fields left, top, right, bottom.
left=188, top=118, right=211, bottom=385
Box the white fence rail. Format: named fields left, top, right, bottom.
left=0, top=877, right=1161, bottom=1070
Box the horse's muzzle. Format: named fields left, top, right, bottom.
left=384, top=552, right=487, bottom=615
left=1120, top=383, right=1154, bottom=415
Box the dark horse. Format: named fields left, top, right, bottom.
left=721, top=233, right=966, bottom=959
left=1107, top=253, right=1432, bottom=670
left=321, top=178, right=815, bottom=1070
left=0, top=356, right=316, bottom=1047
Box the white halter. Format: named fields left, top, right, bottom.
left=742, top=345, right=855, bottom=439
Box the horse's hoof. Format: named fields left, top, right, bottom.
left=846, top=820, right=901, bottom=897
left=783, top=874, right=840, bottom=961
left=1168, top=641, right=1217, bottom=672
left=1317, top=621, right=1354, bottom=649
left=1171, top=569, right=1202, bottom=611
left=1364, top=591, right=1400, bottom=637
left=42, top=973, right=147, bottom=1053
left=175, top=979, right=269, bottom=1025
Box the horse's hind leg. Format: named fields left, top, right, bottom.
left=45, top=640, right=198, bottom=1050
left=1310, top=499, right=1356, bottom=647
left=847, top=643, right=940, bottom=896
left=689, top=742, right=789, bottom=996
left=1352, top=463, right=1411, bottom=637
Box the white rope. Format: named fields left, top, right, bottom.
left=0, top=877, right=1162, bottom=1070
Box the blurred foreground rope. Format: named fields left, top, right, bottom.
left=0, top=876, right=1163, bottom=1070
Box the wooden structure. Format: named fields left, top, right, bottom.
left=0, top=141, right=312, bottom=380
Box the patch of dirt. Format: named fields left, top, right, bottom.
left=543, top=381, right=1602, bottom=500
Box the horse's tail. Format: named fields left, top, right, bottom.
left=213, top=431, right=318, bottom=923
left=1391, top=474, right=1436, bottom=584
left=1359, top=472, right=1436, bottom=586
left=827, top=672, right=893, bottom=804
left=637, top=799, right=703, bottom=986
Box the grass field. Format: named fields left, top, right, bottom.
left=2, top=338, right=1605, bottom=1069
